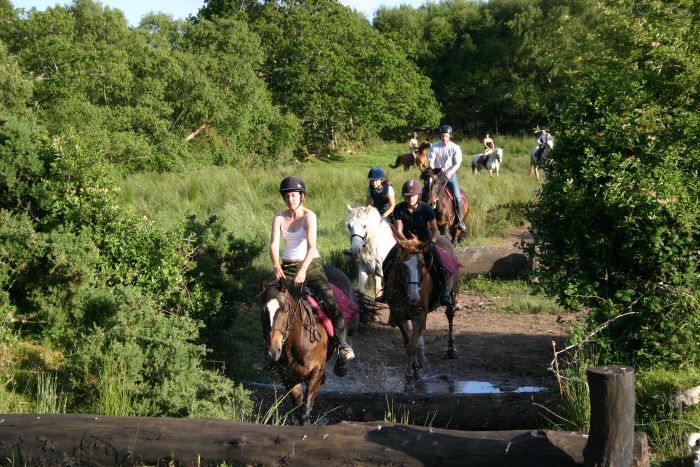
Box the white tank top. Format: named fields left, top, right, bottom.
left=282, top=223, right=309, bottom=261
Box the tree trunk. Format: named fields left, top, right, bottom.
left=0, top=414, right=649, bottom=466
left=583, top=365, right=636, bottom=467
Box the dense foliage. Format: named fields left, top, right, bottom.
left=0, top=118, right=256, bottom=417
left=525, top=0, right=700, bottom=367
left=0, top=0, right=297, bottom=171
left=200, top=0, right=441, bottom=154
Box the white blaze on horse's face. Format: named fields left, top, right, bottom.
left=265, top=298, right=281, bottom=329
left=403, top=253, right=421, bottom=304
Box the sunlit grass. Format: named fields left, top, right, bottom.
left=462, top=275, right=564, bottom=314
left=119, top=137, right=541, bottom=259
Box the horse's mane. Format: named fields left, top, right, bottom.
left=420, top=167, right=442, bottom=181
left=398, top=235, right=425, bottom=253
left=262, top=279, right=302, bottom=302
left=347, top=205, right=381, bottom=226
left=418, top=141, right=431, bottom=152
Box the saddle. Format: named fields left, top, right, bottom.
left=302, top=285, right=359, bottom=338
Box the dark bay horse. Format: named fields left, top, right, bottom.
left=384, top=236, right=459, bottom=380
left=259, top=266, right=356, bottom=425
left=391, top=141, right=431, bottom=171
left=420, top=168, right=469, bottom=245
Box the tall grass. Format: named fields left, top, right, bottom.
left=35, top=371, right=66, bottom=414
left=96, top=358, right=136, bottom=416
left=119, top=137, right=542, bottom=261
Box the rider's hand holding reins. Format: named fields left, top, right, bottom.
left=294, top=269, right=307, bottom=288
left=273, top=264, right=285, bottom=280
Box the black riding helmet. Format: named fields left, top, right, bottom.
left=279, top=176, right=307, bottom=195
left=438, top=124, right=453, bottom=134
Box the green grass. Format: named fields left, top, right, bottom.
left=461, top=275, right=564, bottom=314
left=118, top=136, right=541, bottom=258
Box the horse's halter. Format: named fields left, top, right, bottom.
left=423, top=173, right=444, bottom=209
left=350, top=230, right=368, bottom=248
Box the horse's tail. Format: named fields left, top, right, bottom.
left=355, top=290, right=382, bottom=324
left=390, top=155, right=402, bottom=169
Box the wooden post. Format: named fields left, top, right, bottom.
left=584, top=365, right=635, bottom=467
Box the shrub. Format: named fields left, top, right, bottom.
left=0, top=118, right=254, bottom=417
left=525, top=0, right=700, bottom=367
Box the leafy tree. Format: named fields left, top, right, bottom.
left=526, top=0, right=700, bottom=367
left=1, top=0, right=298, bottom=171
left=201, top=0, right=440, bottom=154
left=0, top=41, right=32, bottom=119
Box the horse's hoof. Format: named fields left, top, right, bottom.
left=333, top=359, right=348, bottom=377
left=446, top=348, right=457, bottom=359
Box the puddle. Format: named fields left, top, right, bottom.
left=409, top=377, right=547, bottom=395
left=250, top=378, right=547, bottom=396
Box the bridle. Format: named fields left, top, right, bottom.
left=266, top=284, right=323, bottom=346
left=423, top=171, right=447, bottom=209
left=350, top=230, right=368, bottom=249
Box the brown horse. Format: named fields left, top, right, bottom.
left=390, top=141, right=431, bottom=171
left=420, top=168, right=469, bottom=245
left=384, top=236, right=459, bottom=380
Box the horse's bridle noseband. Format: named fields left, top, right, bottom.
left=267, top=289, right=322, bottom=346
left=351, top=231, right=368, bottom=249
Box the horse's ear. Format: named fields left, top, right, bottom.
left=278, top=278, right=287, bottom=292
left=260, top=278, right=268, bottom=291
left=347, top=204, right=353, bottom=212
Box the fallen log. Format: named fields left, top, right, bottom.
left=0, top=414, right=648, bottom=466
left=455, top=245, right=530, bottom=277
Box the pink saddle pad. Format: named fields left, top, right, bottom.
left=304, top=285, right=359, bottom=338
left=330, top=283, right=360, bottom=322
left=305, top=295, right=334, bottom=338
left=436, top=244, right=462, bottom=278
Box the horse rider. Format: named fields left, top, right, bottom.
left=379, top=179, right=452, bottom=306
left=366, top=166, right=396, bottom=223
left=409, top=132, right=419, bottom=155
left=483, top=132, right=495, bottom=155
left=534, top=127, right=554, bottom=160
left=428, top=124, right=467, bottom=232
left=270, top=176, right=355, bottom=362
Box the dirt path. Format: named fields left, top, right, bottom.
left=322, top=293, right=576, bottom=395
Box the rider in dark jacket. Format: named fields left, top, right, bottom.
left=379, top=179, right=452, bottom=306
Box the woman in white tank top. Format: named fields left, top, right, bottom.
left=269, top=176, right=354, bottom=362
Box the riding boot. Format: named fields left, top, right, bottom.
left=427, top=244, right=452, bottom=306
left=334, top=318, right=355, bottom=361
left=453, top=200, right=466, bottom=232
